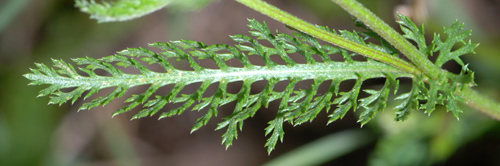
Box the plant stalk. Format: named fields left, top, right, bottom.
left=236, top=0, right=421, bottom=76
left=330, top=0, right=500, bottom=120
left=461, top=88, right=500, bottom=120
left=330, top=0, right=442, bottom=80
left=236, top=0, right=500, bottom=120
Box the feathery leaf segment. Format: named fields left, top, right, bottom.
left=25, top=13, right=479, bottom=152
left=25, top=19, right=414, bottom=153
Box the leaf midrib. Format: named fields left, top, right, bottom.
left=28, top=62, right=412, bottom=89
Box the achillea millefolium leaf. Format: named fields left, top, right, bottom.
left=25, top=16, right=477, bottom=153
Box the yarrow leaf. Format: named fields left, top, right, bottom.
left=25, top=15, right=477, bottom=153
left=433, top=20, right=478, bottom=68
left=397, top=14, right=432, bottom=56
left=394, top=15, right=478, bottom=121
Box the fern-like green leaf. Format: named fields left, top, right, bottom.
left=328, top=77, right=363, bottom=124
left=393, top=14, right=478, bottom=121
left=358, top=74, right=395, bottom=126
left=394, top=78, right=422, bottom=121
left=433, top=21, right=478, bottom=67
left=397, top=14, right=432, bottom=56
left=25, top=15, right=479, bottom=153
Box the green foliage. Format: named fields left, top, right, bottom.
left=26, top=2, right=481, bottom=153
left=26, top=19, right=414, bottom=153
left=397, top=14, right=478, bottom=68
left=433, top=21, right=478, bottom=68
left=397, top=14, right=431, bottom=56
left=75, top=0, right=216, bottom=23
left=396, top=14, right=476, bottom=120
left=75, top=0, right=172, bottom=23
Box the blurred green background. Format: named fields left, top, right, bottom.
left=0, top=0, right=499, bottom=165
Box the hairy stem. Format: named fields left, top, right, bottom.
left=461, top=88, right=500, bottom=120
left=236, top=0, right=500, bottom=120
left=330, top=0, right=500, bottom=119
left=236, top=0, right=421, bottom=76
left=330, top=0, right=442, bottom=80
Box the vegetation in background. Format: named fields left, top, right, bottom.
left=1, top=0, right=499, bottom=165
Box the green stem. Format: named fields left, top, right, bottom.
left=461, top=88, right=500, bottom=120
left=330, top=0, right=500, bottom=119
left=330, top=0, right=442, bottom=80
left=236, top=0, right=500, bottom=120
left=236, top=0, right=421, bottom=76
